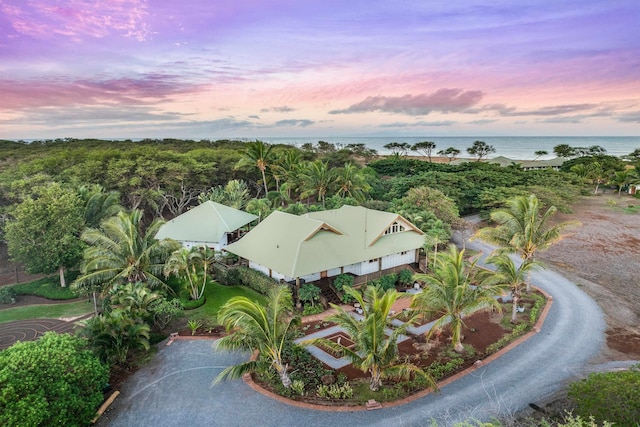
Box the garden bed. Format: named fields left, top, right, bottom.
left=252, top=291, right=548, bottom=406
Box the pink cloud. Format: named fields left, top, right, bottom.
left=1, top=0, right=151, bottom=41
left=0, top=75, right=205, bottom=110
left=329, top=89, right=484, bottom=115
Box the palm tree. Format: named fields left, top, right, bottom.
left=485, top=254, right=542, bottom=323
left=303, top=285, right=436, bottom=391
left=72, top=210, right=181, bottom=296
left=612, top=169, right=637, bottom=196
left=164, top=246, right=215, bottom=300
left=411, top=245, right=503, bottom=353
left=236, top=140, right=273, bottom=196
left=79, top=308, right=150, bottom=365
left=334, top=162, right=371, bottom=202
left=475, top=194, right=577, bottom=292
left=298, top=160, right=334, bottom=206
left=587, top=161, right=607, bottom=195
left=79, top=184, right=123, bottom=228
left=213, top=285, right=297, bottom=388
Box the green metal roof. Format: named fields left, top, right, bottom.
left=155, top=201, right=257, bottom=244
left=225, top=205, right=425, bottom=278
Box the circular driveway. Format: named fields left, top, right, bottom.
left=98, top=240, right=606, bottom=426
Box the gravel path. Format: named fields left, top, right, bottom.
left=98, top=239, right=606, bottom=427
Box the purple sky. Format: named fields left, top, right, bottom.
left=1, top=0, right=639, bottom=139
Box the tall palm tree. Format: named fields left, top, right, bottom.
left=485, top=254, right=542, bottom=323
left=475, top=194, right=576, bottom=292
left=334, top=162, right=371, bottom=202
left=164, top=246, right=215, bottom=300
left=72, top=210, right=181, bottom=296
left=213, top=285, right=297, bottom=388
left=411, top=245, right=504, bottom=353
left=298, top=160, right=333, bottom=206
left=236, top=140, right=273, bottom=196
left=304, top=286, right=437, bottom=392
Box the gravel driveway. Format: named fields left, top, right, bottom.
left=98, top=239, right=606, bottom=426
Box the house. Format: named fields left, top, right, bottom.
left=629, top=184, right=640, bottom=195
left=154, top=201, right=258, bottom=251
left=224, top=205, right=425, bottom=290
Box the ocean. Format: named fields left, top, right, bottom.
left=257, top=136, right=640, bottom=160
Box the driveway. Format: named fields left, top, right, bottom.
left=98, top=239, right=607, bottom=426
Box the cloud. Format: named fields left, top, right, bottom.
left=466, top=119, right=498, bottom=125
left=379, top=120, right=455, bottom=128
left=329, top=88, right=484, bottom=115
left=260, top=105, right=296, bottom=113
left=617, top=112, right=640, bottom=123
left=0, top=74, right=204, bottom=110
left=1, top=105, right=186, bottom=126
left=1, top=0, right=152, bottom=41
left=273, top=119, right=314, bottom=127
left=248, top=115, right=260, bottom=119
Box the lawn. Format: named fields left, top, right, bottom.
left=183, top=282, right=265, bottom=325
left=0, top=300, right=93, bottom=324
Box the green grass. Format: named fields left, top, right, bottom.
left=10, top=273, right=79, bottom=300
left=0, top=300, right=93, bottom=324
left=185, top=282, right=266, bottom=325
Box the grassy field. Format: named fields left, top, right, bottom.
left=0, top=300, right=93, bottom=324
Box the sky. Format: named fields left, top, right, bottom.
left=1, top=0, right=639, bottom=140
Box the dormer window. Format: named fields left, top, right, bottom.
left=384, top=221, right=405, bottom=235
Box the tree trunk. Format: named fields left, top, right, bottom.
left=275, top=361, right=291, bottom=388
left=369, top=367, right=382, bottom=391
left=59, top=266, right=66, bottom=287
left=511, top=291, right=520, bottom=324
left=295, top=277, right=301, bottom=309
left=92, top=291, right=98, bottom=315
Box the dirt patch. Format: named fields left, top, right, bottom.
left=537, top=194, right=640, bottom=361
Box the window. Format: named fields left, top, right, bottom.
left=384, top=221, right=405, bottom=235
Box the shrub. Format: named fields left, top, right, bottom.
left=182, top=296, right=206, bottom=310
left=378, top=274, right=397, bottom=291
left=568, top=365, right=640, bottom=425
left=10, top=273, right=78, bottom=300
left=187, top=319, right=203, bottom=335
left=398, top=269, right=414, bottom=287
left=316, top=382, right=354, bottom=399
left=302, top=304, right=323, bottom=316
left=333, top=274, right=353, bottom=292
left=290, top=380, right=306, bottom=396
left=0, top=286, right=16, bottom=304
left=299, top=284, right=321, bottom=306
left=0, top=332, right=109, bottom=427
left=151, top=299, right=184, bottom=330
left=233, top=266, right=279, bottom=295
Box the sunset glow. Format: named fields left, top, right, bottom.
left=1, top=0, right=639, bottom=139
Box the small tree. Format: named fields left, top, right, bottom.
left=533, top=150, right=548, bottom=160
left=411, top=141, right=437, bottom=162
left=5, top=184, right=85, bottom=287
left=438, top=147, right=461, bottom=162
left=467, top=140, right=496, bottom=161
left=0, top=332, right=109, bottom=427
